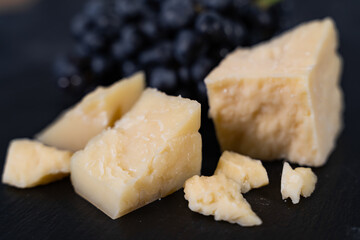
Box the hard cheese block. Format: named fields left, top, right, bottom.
left=37, top=72, right=145, bottom=151
left=205, top=18, right=343, bottom=167
left=281, top=162, right=317, bottom=204
left=2, top=139, right=72, bottom=188
left=184, top=175, right=262, bottom=227
left=214, top=151, right=268, bottom=193
left=71, top=89, right=202, bottom=219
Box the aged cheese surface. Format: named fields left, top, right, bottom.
left=71, top=89, right=201, bottom=219
left=214, top=151, right=268, bottom=193
left=184, top=175, right=262, bottom=227
left=281, top=162, right=317, bottom=204
left=2, top=139, right=72, bottom=188
left=205, top=18, right=343, bottom=167
left=37, top=73, right=145, bottom=151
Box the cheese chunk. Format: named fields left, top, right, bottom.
left=71, top=89, right=201, bottom=219
left=294, top=167, right=317, bottom=197
left=205, top=18, right=343, bottom=167
left=281, top=162, right=317, bottom=204
left=37, top=72, right=145, bottom=151
left=2, top=139, right=72, bottom=188
left=214, top=151, right=268, bottom=193
left=184, top=175, right=262, bottom=227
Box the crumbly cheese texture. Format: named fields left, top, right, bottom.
left=184, top=175, right=262, bottom=227
left=205, top=18, right=343, bottom=167
left=214, top=151, right=269, bottom=193
left=2, top=139, right=72, bottom=188
left=71, top=89, right=202, bottom=219
left=37, top=72, right=145, bottom=151
left=281, top=162, right=317, bottom=204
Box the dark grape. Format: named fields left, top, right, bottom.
left=114, top=0, right=144, bottom=19
left=174, top=30, right=200, bottom=65
left=111, top=40, right=133, bottom=61
left=195, top=11, right=225, bottom=42
left=55, top=0, right=284, bottom=103
left=71, top=14, right=92, bottom=39
left=138, top=41, right=173, bottom=66
left=160, top=0, right=195, bottom=29
left=82, top=32, right=104, bottom=51
left=232, top=0, right=251, bottom=16
left=178, top=66, right=192, bottom=86
left=93, top=13, right=121, bottom=39
left=121, top=60, right=139, bottom=77
left=139, top=19, right=159, bottom=41
left=191, top=57, right=216, bottom=83
left=91, top=55, right=109, bottom=76
left=149, top=67, right=178, bottom=92
left=223, top=19, right=246, bottom=46
left=112, top=26, right=142, bottom=60
left=54, top=56, right=77, bottom=78
left=198, top=0, right=231, bottom=10
left=196, top=81, right=207, bottom=100
left=83, top=0, right=106, bottom=18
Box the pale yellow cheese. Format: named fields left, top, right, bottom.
left=205, top=18, right=343, bottom=167
left=70, top=89, right=202, bottom=219
left=214, top=151, right=269, bottom=193
left=184, top=175, right=262, bottom=227
left=281, top=162, right=317, bottom=204
left=37, top=72, right=145, bottom=151
left=2, top=139, right=72, bottom=188
left=294, top=167, right=317, bottom=197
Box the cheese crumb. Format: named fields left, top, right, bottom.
left=281, top=162, right=317, bottom=204
left=184, top=175, right=262, bottom=227
left=214, top=151, right=269, bottom=193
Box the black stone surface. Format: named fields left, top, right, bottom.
left=0, top=0, right=359, bottom=239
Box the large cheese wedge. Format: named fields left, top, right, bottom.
left=37, top=72, right=145, bottom=151
left=70, top=89, right=202, bottom=219
left=184, top=175, right=262, bottom=227
left=2, top=139, right=72, bottom=188
left=205, top=18, right=343, bottom=166
left=214, top=151, right=268, bottom=193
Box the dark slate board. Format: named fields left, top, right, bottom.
left=0, top=0, right=359, bottom=239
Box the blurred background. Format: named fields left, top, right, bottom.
left=0, top=0, right=359, bottom=239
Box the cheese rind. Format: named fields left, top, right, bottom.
left=281, top=162, right=317, bottom=204
left=184, top=175, right=262, bottom=227
left=70, top=89, right=202, bottom=219
left=214, top=151, right=269, bottom=193
left=37, top=72, right=145, bottom=151
left=205, top=18, right=343, bottom=167
left=2, top=139, right=72, bottom=188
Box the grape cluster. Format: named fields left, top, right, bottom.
left=54, top=0, right=284, bottom=102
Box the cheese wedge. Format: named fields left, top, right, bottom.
left=70, top=89, right=202, bottom=219
left=205, top=18, right=343, bottom=167
left=2, top=139, right=72, bottom=188
left=184, top=175, right=262, bottom=227
left=37, top=72, right=145, bottom=151
left=281, top=162, right=317, bottom=204
left=214, top=151, right=268, bottom=193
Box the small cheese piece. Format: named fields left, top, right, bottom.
left=184, top=175, right=262, bottom=227
left=214, top=151, right=269, bottom=193
left=281, top=162, right=317, bottom=204
left=2, top=139, right=72, bottom=188
left=294, top=167, right=317, bottom=197
left=37, top=72, right=145, bottom=151
left=71, top=89, right=201, bottom=219
left=281, top=162, right=303, bottom=204
left=205, top=18, right=343, bottom=167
